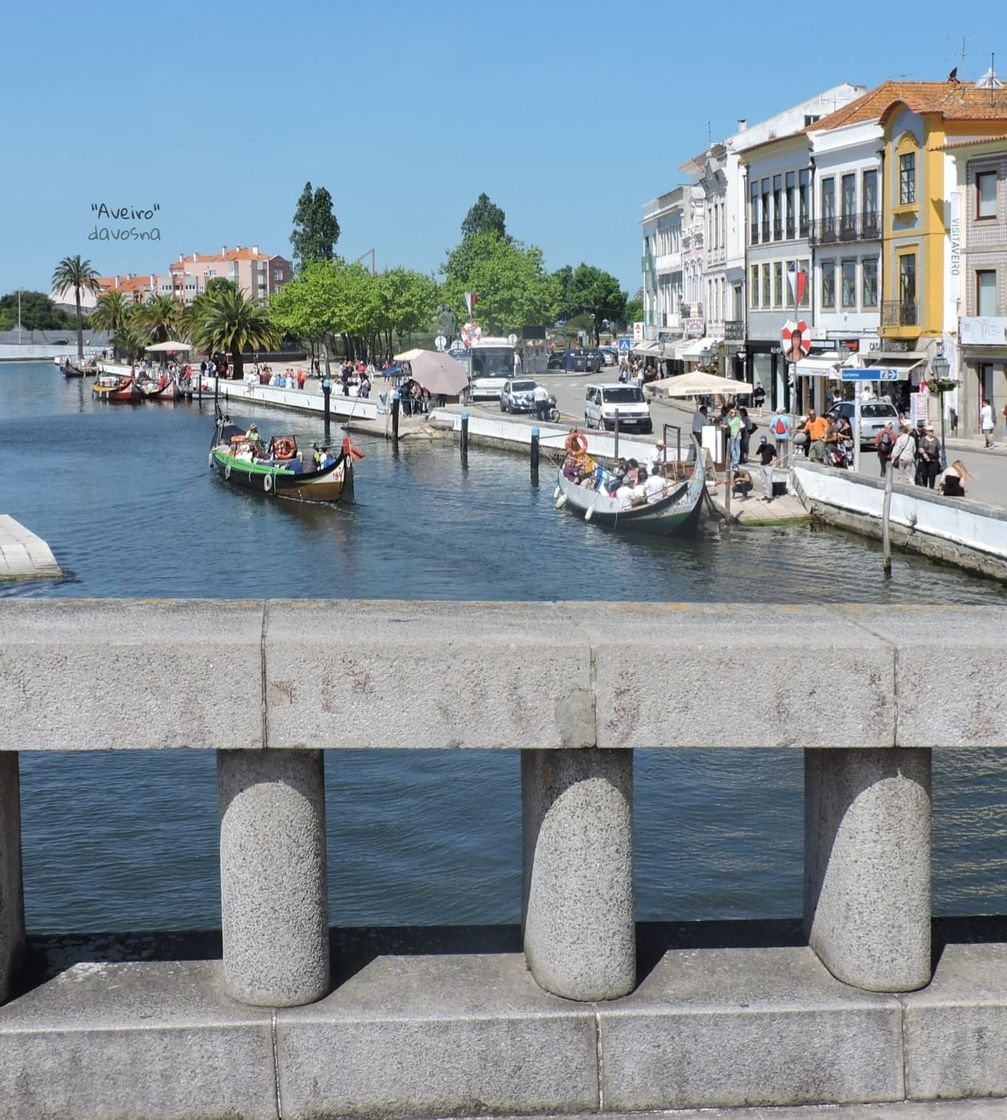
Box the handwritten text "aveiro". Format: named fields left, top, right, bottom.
left=90, top=202, right=161, bottom=221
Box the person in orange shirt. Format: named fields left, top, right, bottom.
left=796, top=408, right=828, bottom=461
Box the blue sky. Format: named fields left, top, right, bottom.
left=3, top=0, right=1003, bottom=301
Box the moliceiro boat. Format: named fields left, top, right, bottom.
left=209, top=412, right=358, bottom=503
left=555, top=435, right=706, bottom=536
left=92, top=373, right=141, bottom=403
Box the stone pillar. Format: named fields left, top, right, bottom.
left=218, top=749, right=329, bottom=1007
left=805, top=748, right=931, bottom=993
left=522, top=748, right=634, bottom=1001
left=0, top=752, right=25, bottom=1005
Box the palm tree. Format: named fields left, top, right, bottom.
left=51, top=255, right=101, bottom=358
left=137, top=294, right=181, bottom=346
left=89, top=290, right=130, bottom=359
left=189, top=286, right=279, bottom=379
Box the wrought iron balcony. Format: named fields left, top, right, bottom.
left=772, top=219, right=783, bottom=241
left=809, top=211, right=882, bottom=246
left=881, top=300, right=918, bottom=328
left=749, top=222, right=759, bottom=245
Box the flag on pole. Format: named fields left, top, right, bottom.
left=464, top=291, right=478, bottom=315
left=787, top=263, right=807, bottom=308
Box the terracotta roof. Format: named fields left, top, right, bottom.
left=96, top=275, right=157, bottom=293
left=810, top=80, right=1007, bottom=131
left=938, top=134, right=1007, bottom=151
left=169, top=247, right=271, bottom=270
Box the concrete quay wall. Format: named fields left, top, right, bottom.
left=793, top=462, right=1007, bottom=581
left=2, top=599, right=1007, bottom=1118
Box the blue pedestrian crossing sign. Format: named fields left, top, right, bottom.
left=618, top=338, right=632, bottom=352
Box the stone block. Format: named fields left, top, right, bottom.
left=522, top=748, right=634, bottom=1000
left=904, top=943, right=1007, bottom=1100
left=0, top=600, right=264, bottom=751
left=0, top=752, right=24, bottom=1004
left=840, top=606, right=1007, bottom=748
left=263, top=600, right=593, bottom=750
left=566, top=603, right=896, bottom=749
left=0, top=960, right=275, bottom=1120
left=599, top=946, right=903, bottom=1110
left=274, top=953, right=598, bottom=1118
left=805, top=748, right=932, bottom=992
left=219, top=749, right=329, bottom=1006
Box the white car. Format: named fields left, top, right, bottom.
left=584, top=383, right=653, bottom=433
left=499, top=379, right=538, bottom=413
left=470, top=374, right=510, bottom=401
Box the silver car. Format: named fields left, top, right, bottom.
left=500, top=378, right=538, bottom=413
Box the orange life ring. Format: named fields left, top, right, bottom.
left=564, top=431, right=588, bottom=455
left=274, top=437, right=296, bottom=460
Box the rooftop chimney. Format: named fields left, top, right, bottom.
left=178, top=254, right=184, bottom=262
left=252, top=245, right=259, bottom=254
left=192, top=252, right=197, bottom=262
left=222, top=246, right=227, bottom=256
left=737, top=119, right=747, bottom=131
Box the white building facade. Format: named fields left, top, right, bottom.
left=641, top=188, right=686, bottom=343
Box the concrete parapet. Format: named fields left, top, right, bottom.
left=0, top=960, right=276, bottom=1120
left=0, top=753, right=24, bottom=1004
left=522, top=748, right=634, bottom=1000
left=218, top=749, right=329, bottom=1006
left=598, top=945, right=904, bottom=1110
left=1, top=599, right=1007, bottom=750
left=805, top=748, right=932, bottom=992
left=0, top=599, right=263, bottom=751
left=275, top=953, right=598, bottom=1118
left=903, top=943, right=1007, bottom=1101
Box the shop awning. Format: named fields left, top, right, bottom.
left=631, top=340, right=661, bottom=355
left=795, top=356, right=845, bottom=378
left=675, top=336, right=722, bottom=360
left=861, top=351, right=928, bottom=371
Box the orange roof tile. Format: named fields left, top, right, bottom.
left=810, top=79, right=1007, bottom=131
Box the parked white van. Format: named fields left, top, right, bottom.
left=584, top=383, right=653, bottom=433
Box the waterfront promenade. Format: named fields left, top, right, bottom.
left=2, top=599, right=1007, bottom=1118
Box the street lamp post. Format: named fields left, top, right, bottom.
left=931, top=350, right=951, bottom=470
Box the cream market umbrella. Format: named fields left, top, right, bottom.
left=649, top=369, right=753, bottom=397
left=145, top=340, right=191, bottom=352
left=406, top=350, right=470, bottom=397
left=393, top=347, right=426, bottom=362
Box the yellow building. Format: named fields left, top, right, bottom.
left=875, top=80, right=1007, bottom=355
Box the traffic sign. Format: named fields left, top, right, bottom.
left=507, top=333, right=518, bottom=346
left=618, top=338, right=632, bottom=352
left=841, top=367, right=907, bottom=382
left=434, top=334, right=447, bottom=352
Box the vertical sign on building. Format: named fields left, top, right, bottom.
left=948, top=190, right=961, bottom=314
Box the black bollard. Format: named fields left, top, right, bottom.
left=530, top=426, right=540, bottom=486
left=391, top=394, right=400, bottom=447
left=322, top=379, right=332, bottom=439
left=460, top=411, right=469, bottom=467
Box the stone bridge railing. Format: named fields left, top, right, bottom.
left=1, top=599, right=1006, bottom=1119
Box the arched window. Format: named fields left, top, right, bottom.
left=895, top=133, right=918, bottom=207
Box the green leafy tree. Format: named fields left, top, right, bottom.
left=623, top=295, right=643, bottom=328
left=137, top=294, right=180, bottom=346
left=376, top=268, right=440, bottom=350
left=205, top=277, right=238, bottom=297
left=90, top=290, right=132, bottom=358
left=0, top=290, right=77, bottom=331
left=556, top=264, right=627, bottom=344
left=461, top=193, right=507, bottom=240
left=290, top=181, right=341, bottom=269
left=190, top=287, right=279, bottom=379
left=112, top=310, right=148, bottom=363
left=51, top=256, right=102, bottom=357
left=441, top=232, right=557, bottom=335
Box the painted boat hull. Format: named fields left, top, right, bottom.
left=556, top=443, right=706, bottom=536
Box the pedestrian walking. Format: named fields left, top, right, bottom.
left=875, top=422, right=896, bottom=477
left=755, top=436, right=777, bottom=502
left=890, top=422, right=916, bottom=485
left=769, top=407, right=791, bottom=466
left=981, top=400, right=995, bottom=447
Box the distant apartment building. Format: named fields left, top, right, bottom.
left=168, top=246, right=292, bottom=304
left=641, top=187, right=686, bottom=346
left=54, top=245, right=292, bottom=312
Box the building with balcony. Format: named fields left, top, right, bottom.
left=945, top=133, right=1007, bottom=437
left=738, top=84, right=865, bottom=411
left=641, top=189, right=686, bottom=343
left=806, top=109, right=885, bottom=365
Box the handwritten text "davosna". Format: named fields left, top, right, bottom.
left=89, top=226, right=162, bottom=241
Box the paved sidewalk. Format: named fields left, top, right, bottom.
left=504, top=1102, right=1007, bottom=1119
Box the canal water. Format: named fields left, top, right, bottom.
left=2, top=361, right=1005, bottom=933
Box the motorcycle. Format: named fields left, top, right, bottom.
left=825, top=438, right=854, bottom=469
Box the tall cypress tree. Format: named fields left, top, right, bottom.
left=291, top=182, right=341, bottom=269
